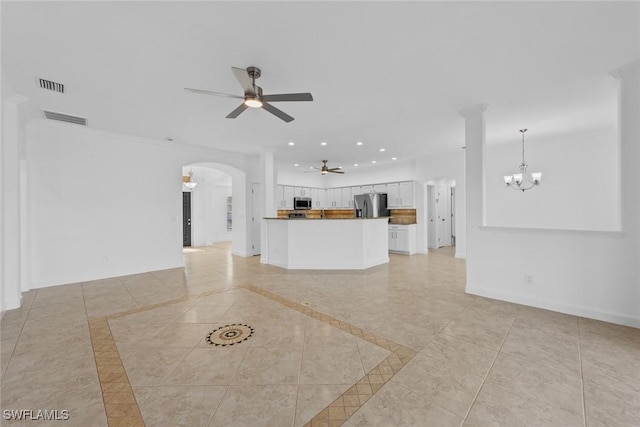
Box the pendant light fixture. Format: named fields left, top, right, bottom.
left=182, top=170, right=198, bottom=189
left=503, top=129, right=542, bottom=192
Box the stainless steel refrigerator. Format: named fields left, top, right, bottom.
left=354, top=193, right=389, bottom=218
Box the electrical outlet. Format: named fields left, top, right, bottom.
left=524, top=274, right=533, bottom=285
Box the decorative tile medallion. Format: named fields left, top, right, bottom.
left=206, top=323, right=254, bottom=346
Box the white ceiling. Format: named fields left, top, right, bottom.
left=2, top=2, right=638, bottom=174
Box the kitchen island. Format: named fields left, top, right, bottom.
left=261, top=217, right=389, bottom=270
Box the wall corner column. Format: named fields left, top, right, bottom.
left=610, top=60, right=640, bottom=308
left=2, top=95, right=29, bottom=312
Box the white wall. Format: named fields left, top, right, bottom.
left=277, top=160, right=417, bottom=188
left=463, top=65, right=639, bottom=328
left=185, top=166, right=232, bottom=246
left=23, top=121, right=255, bottom=290
left=485, top=128, right=619, bottom=231
left=277, top=169, right=325, bottom=188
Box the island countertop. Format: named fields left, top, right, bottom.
left=261, top=217, right=389, bottom=270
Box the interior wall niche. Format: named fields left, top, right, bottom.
left=484, top=128, right=620, bottom=231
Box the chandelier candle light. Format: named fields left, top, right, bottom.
left=504, top=129, right=542, bottom=192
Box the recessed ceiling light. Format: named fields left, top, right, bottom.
left=356, top=141, right=363, bottom=146
left=288, top=141, right=295, bottom=146
left=353, top=163, right=359, bottom=167
left=371, top=160, right=377, bottom=164
left=320, top=142, right=327, bottom=146
left=294, top=163, right=299, bottom=167
left=392, top=157, right=397, bottom=160
left=379, top=148, right=386, bottom=152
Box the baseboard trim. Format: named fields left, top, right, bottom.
left=466, top=284, right=640, bottom=328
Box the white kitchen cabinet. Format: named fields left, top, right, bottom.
left=373, top=184, right=387, bottom=193
left=342, top=187, right=353, bottom=208
left=310, top=188, right=325, bottom=208
left=276, top=185, right=295, bottom=209
left=294, top=187, right=310, bottom=197
left=386, top=183, right=400, bottom=207
left=399, top=181, right=415, bottom=207
left=351, top=186, right=363, bottom=197
left=326, top=188, right=343, bottom=208
left=361, top=185, right=373, bottom=193
left=387, top=181, right=415, bottom=207
left=388, top=224, right=416, bottom=254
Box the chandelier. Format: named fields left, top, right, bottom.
left=182, top=170, right=198, bottom=189
left=503, top=129, right=542, bottom=192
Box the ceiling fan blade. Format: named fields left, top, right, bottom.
left=327, top=167, right=343, bottom=171
left=226, top=103, right=249, bottom=119
left=262, top=93, right=313, bottom=102
left=329, top=170, right=345, bottom=174
left=184, top=88, right=243, bottom=99
left=262, top=102, right=294, bottom=122
left=232, top=67, right=255, bottom=95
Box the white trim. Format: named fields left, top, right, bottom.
left=454, top=251, right=466, bottom=259
left=232, top=250, right=251, bottom=257
left=1, top=295, right=22, bottom=312
left=28, top=261, right=184, bottom=289
left=479, top=225, right=624, bottom=239
left=466, top=284, right=640, bottom=329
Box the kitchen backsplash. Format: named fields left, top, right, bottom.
left=275, top=208, right=416, bottom=223
left=389, top=209, right=416, bottom=224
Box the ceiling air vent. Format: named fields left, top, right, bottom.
left=38, top=78, right=64, bottom=93
left=42, top=110, right=87, bottom=126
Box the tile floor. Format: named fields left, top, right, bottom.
left=1, top=243, right=639, bottom=426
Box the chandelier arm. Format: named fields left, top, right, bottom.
left=507, top=181, right=536, bottom=191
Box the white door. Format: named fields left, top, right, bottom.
left=436, top=185, right=451, bottom=247
left=427, top=185, right=437, bottom=249
left=251, top=183, right=261, bottom=255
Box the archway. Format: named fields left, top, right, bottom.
left=181, top=162, right=250, bottom=257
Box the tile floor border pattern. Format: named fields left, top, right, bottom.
left=239, top=284, right=418, bottom=427
left=85, top=281, right=417, bottom=427
left=88, top=317, right=144, bottom=427
left=87, top=288, right=230, bottom=426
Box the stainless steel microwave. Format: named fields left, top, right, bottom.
left=293, top=197, right=312, bottom=210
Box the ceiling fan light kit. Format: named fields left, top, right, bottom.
left=306, top=160, right=345, bottom=175
left=185, top=66, right=313, bottom=122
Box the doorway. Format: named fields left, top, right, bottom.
left=182, top=192, right=192, bottom=247
left=426, top=178, right=455, bottom=249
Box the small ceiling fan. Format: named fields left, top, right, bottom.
left=185, top=66, right=313, bottom=123
left=306, top=160, right=345, bottom=175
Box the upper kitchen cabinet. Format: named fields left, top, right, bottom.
left=373, top=184, right=387, bottom=193
left=309, top=188, right=325, bottom=209
left=294, top=187, right=311, bottom=197
left=341, top=187, right=353, bottom=208
left=387, top=181, right=415, bottom=208
left=325, top=188, right=343, bottom=208
left=276, top=185, right=295, bottom=209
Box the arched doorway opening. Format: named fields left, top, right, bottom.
left=181, top=162, right=251, bottom=257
